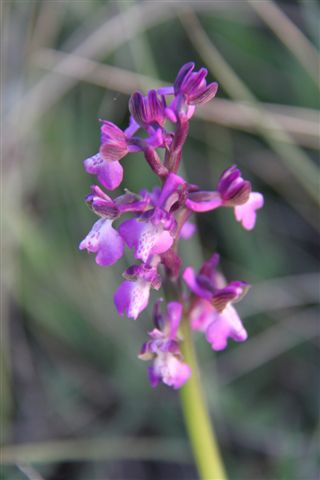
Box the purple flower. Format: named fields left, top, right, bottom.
left=186, top=166, right=263, bottom=230
left=79, top=62, right=264, bottom=386
left=114, top=264, right=161, bottom=320
left=139, top=301, right=191, bottom=388
left=174, top=62, right=218, bottom=106
left=83, top=121, right=140, bottom=190
left=80, top=186, right=150, bottom=266
left=183, top=255, right=250, bottom=350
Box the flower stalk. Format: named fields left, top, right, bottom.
left=180, top=314, right=227, bottom=480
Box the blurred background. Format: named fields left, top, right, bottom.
left=1, top=1, right=319, bottom=479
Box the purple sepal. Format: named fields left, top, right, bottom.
left=217, top=165, right=251, bottom=206
left=174, top=62, right=195, bottom=95
left=174, top=62, right=218, bottom=106
left=183, top=254, right=221, bottom=300
left=79, top=218, right=124, bottom=266
left=234, top=192, right=264, bottom=230
left=186, top=191, right=222, bottom=213
left=83, top=153, right=123, bottom=190
left=183, top=267, right=212, bottom=300
left=129, top=90, right=166, bottom=128
left=99, top=121, right=129, bottom=162
left=190, top=82, right=218, bottom=105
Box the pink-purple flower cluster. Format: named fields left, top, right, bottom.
left=80, top=63, right=263, bottom=389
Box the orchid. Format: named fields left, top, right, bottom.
left=80, top=62, right=263, bottom=389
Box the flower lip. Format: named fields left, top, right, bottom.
left=205, top=304, right=248, bottom=351
left=234, top=192, right=264, bottom=230
left=83, top=153, right=124, bottom=190
left=79, top=218, right=124, bottom=267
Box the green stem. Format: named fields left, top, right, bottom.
left=180, top=315, right=227, bottom=480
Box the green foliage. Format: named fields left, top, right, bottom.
left=2, top=1, right=319, bottom=479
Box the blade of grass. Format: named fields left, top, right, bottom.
left=247, top=0, right=320, bottom=85
left=0, top=437, right=189, bottom=465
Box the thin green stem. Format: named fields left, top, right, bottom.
left=180, top=315, right=227, bottom=480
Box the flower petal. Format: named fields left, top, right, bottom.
left=153, top=353, right=191, bottom=389
left=189, top=82, right=218, bottom=105
left=83, top=154, right=123, bottom=190
left=206, top=305, right=248, bottom=351
left=79, top=218, right=124, bottom=266
left=234, top=192, right=264, bottom=230
left=114, top=279, right=151, bottom=319
left=186, top=191, right=222, bottom=212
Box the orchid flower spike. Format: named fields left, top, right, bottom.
left=80, top=62, right=264, bottom=388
